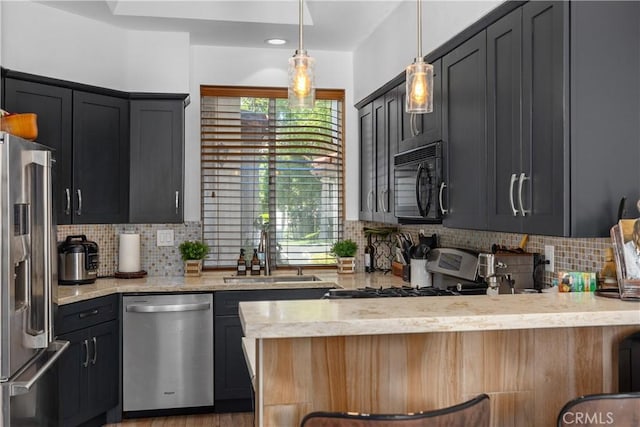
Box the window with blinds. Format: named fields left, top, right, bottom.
left=200, top=86, right=344, bottom=269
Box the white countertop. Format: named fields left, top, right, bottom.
left=239, top=292, right=640, bottom=338
left=55, top=270, right=350, bottom=305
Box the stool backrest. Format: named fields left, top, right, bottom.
left=557, top=392, right=640, bottom=427
left=301, top=394, right=490, bottom=427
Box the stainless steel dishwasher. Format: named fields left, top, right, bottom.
left=123, top=293, right=213, bottom=411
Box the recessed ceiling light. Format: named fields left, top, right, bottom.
left=266, top=38, right=287, bottom=46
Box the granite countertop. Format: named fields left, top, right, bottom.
left=239, top=292, right=640, bottom=339
left=55, top=270, right=405, bottom=305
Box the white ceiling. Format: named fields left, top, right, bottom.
left=38, top=0, right=407, bottom=51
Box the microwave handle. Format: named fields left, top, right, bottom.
left=439, top=181, right=448, bottom=215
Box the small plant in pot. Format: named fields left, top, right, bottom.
left=179, top=240, right=209, bottom=277
left=330, top=239, right=358, bottom=274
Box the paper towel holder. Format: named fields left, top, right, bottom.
left=114, top=270, right=148, bottom=279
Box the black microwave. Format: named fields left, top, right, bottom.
left=394, top=142, right=443, bottom=223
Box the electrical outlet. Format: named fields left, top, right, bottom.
left=157, top=229, right=174, bottom=247
left=544, top=245, right=554, bottom=272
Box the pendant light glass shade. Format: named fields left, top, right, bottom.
left=288, top=0, right=315, bottom=108
left=288, top=49, right=316, bottom=108
left=406, top=58, right=433, bottom=113
left=406, top=0, right=433, bottom=114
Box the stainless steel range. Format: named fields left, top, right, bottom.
left=323, top=286, right=458, bottom=299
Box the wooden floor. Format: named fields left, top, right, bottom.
left=104, top=412, right=254, bottom=427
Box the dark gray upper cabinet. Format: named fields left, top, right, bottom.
left=359, top=93, right=398, bottom=224
left=398, top=59, right=442, bottom=153
left=487, top=8, right=524, bottom=232
left=565, top=1, right=639, bottom=236
left=358, top=103, right=374, bottom=221
left=441, top=31, right=487, bottom=230
left=129, top=99, right=185, bottom=223
left=486, top=1, right=639, bottom=237
left=2, top=79, right=73, bottom=224
left=2, top=79, right=129, bottom=224
left=73, top=91, right=130, bottom=224
left=520, top=1, right=565, bottom=236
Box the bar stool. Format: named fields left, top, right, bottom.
left=300, top=394, right=490, bottom=427
left=557, top=392, right=640, bottom=427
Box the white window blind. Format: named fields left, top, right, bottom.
left=200, top=87, right=344, bottom=269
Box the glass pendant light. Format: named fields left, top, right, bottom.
left=288, top=0, right=315, bottom=108
left=406, top=0, right=433, bottom=113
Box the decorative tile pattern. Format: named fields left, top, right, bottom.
left=345, top=220, right=612, bottom=285
left=57, top=222, right=203, bottom=277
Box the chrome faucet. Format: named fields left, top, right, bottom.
left=258, top=227, right=271, bottom=275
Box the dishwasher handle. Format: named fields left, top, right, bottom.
left=125, top=302, right=211, bottom=313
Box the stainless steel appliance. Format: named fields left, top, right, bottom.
left=323, top=286, right=457, bottom=298
left=0, top=132, right=69, bottom=426
left=478, top=252, right=535, bottom=294
left=394, top=142, right=443, bottom=224
left=57, top=235, right=99, bottom=285
left=122, top=294, right=213, bottom=412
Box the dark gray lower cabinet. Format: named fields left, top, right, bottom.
left=129, top=99, right=185, bottom=223
left=213, top=288, right=331, bottom=411
left=56, top=295, right=119, bottom=427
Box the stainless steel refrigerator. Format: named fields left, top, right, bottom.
left=0, top=132, right=69, bottom=426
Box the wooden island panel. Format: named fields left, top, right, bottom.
left=256, top=325, right=639, bottom=427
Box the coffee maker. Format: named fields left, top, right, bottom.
left=478, top=252, right=536, bottom=294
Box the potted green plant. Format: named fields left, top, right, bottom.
left=330, top=239, right=358, bottom=273
left=179, top=240, right=209, bottom=277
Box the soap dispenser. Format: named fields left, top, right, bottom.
left=237, top=249, right=247, bottom=276
left=251, top=249, right=261, bottom=275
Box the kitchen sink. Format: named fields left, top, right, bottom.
left=223, top=275, right=323, bottom=284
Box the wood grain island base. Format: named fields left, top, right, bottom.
left=239, top=294, right=640, bottom=427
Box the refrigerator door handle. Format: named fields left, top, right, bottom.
left=21, top=149, right=53, bottom=349
left=9, top=340, right=70, bottom=397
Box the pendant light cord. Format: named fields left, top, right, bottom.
left=299, top=0, right=304, bottom=52
left=416, top=0, right=422, bottom=59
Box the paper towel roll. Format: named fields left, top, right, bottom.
left=119, top=234, right=140, bottom=273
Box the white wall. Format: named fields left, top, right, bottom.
left=187, top=45, right=355, bottom=221
left=1, top=1, right=189, bottom=92
left=353, top=0, right=503, bottom=102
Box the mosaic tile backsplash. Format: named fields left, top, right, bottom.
left=57, top=222, right=202, bottom=277
left=58, top=219, right=612, bottom=285
left=345, top=220, right=613, bottom=286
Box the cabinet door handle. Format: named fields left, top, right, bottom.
left=175, top=191, right=180, bottom=214
left=413, top=113, right=420, bottom=137
left=367, top=190, right=374, bottom=212
left=91, top=336, right=97, bottom=365
left=439, top=181, right=448, bottom=215
left=509, top=173, right=518, bottom=216
left=78, top=309, right=99, bottom=319
left=82, top=339, right=89, bottom=368
left=75, top=189, right=82, bottom=216
left=378, top=189, right=388, bottom=213
left=65, top=188, right=71, bottom=216
left=518, top=173, right=530, bottom=216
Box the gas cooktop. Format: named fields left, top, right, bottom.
left=323, top=286, right=458, bottom=299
